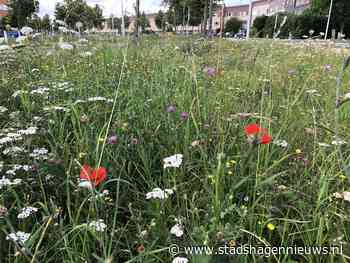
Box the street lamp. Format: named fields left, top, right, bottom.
left=325, top=0, right=333, bottom=40
left=247, top=0, right=253, bottom=39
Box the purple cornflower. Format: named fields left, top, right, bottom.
left=107, top=135, right=118, bottom=145
left=166, top=105, right=176, bottom=113
left=180, top=112, right=189, bottom=121
left=203, top=66, right=217, bottom=77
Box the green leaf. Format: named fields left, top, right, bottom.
left=343, top=56, right=350, bottom=71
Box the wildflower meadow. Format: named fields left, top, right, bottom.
left=1, top=35, right=350, bottom=263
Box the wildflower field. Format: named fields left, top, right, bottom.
left=1, top=36, right=350, bottom=263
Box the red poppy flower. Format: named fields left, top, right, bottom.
left=244, top=123, right=261, bottom=136
left=260, top=134, right=272, bottom=144
left=80, top=164, right=107, bottom=187
left=244, top=123, right=272, bottom=145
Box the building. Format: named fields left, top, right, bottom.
left=103, top=0, right=311, bottom=34
left=212, top=0, right=311, bottom=32
left=0, top=0, right=8, bottom=18
left=128, top=14, right=158, bottom=32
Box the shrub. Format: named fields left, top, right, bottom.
left=258, top=12, right=330, bottom=39
left=253, top=15, right=268, bottom=37
left=224, top=17, right=242, bottom=33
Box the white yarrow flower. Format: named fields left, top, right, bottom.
left=6, top=231, right=30, bottom=243
left=273, top=139, right=288, bottom=148
left=170, top=223, right=184, bottom=237
left=88, top=219, right=107, bottom=232
left=172, top=257, right=189, bottom=263
left=146, top=188, right=174, bottom=200
left=163, top=154, right=183, bottom=168
left=331, top=139, right=347, bottom=146
left=17, top=207, right=38, bottom=219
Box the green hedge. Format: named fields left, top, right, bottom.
left=253, top=12, right=338, bottom=39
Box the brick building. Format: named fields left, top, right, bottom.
left=0, top=0, right=8, bottom=18
left=212, top=0, right=311, bottom=32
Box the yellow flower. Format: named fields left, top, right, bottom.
left=226, top=160, right=237, bottom=168
left=228, top=171, right=233, bottom=176
left=295, top=149, right=302, bottom=154
left=122, top=122, right=129, bottom=130
left=267, top=223, right=275, bottom=231
left=339, top=174, right=347, bottom=180
left=79, top=152, right=87, bottom=158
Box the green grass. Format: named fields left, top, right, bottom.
left=0, top=35, right=350, bottom=262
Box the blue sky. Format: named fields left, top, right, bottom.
left=38, top=0, right=250, bottom=17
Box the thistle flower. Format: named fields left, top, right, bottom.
left=166, top=105, right=176, bottom=113
left=107, top=135, right=118, bottom=145
left=180, top=112, right=189, bottom=121
left=203, top=65, right=217, bottom=77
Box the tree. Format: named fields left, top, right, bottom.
left=41, top=14, right=51, bottom=31
left=54, top=0, right=104, bottom=30
left=28, top=13, right=41, bottom=31
left=92, top=4, right=103, bottom=29
left=155, top=10, right=166, bottom=31
left=208, top=0, right=214, bottom=35
left=162, top=0, right=218, bottom=33
left=310, top=0, right=350, bottom=36
left=138, top=12, right=150, bottom=31
left=224, top=17, right=242, bottom=33
left=54, top=3, right=67, bottom=22
left=253, top=15, right=268, bottom=37
left=136, top=0, right=140, bottom=38
left=108, top=15, right=130, bottom=33
left=8, top=0, right=39, bottom=27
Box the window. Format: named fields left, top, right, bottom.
left=0, top=4, right=8, bottom=11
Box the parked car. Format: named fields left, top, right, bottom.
left=7, top=31, right=22, bottom=38
left=234, top=30, right=246, bottom=39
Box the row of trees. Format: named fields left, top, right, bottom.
left=2, top=0, right=224, bottom=35
left=54, top=0, right=104, bottom=30
left=0, top=0, right=104, bottom=32
left=153, top=0, right=219, bottom=33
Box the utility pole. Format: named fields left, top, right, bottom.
left=220, top=4, right=225, bottom=38
left=325, top=0, right=333, bottom=40
left=246, top=0, right=253, bottom=39
left=121, top=0, right=125, bottom=36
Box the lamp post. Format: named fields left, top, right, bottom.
left=325, top=0, right=333, bottom=40
left=247, top=0, right=253, bottom=39
left=121, top=0, right=125, bottom=36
